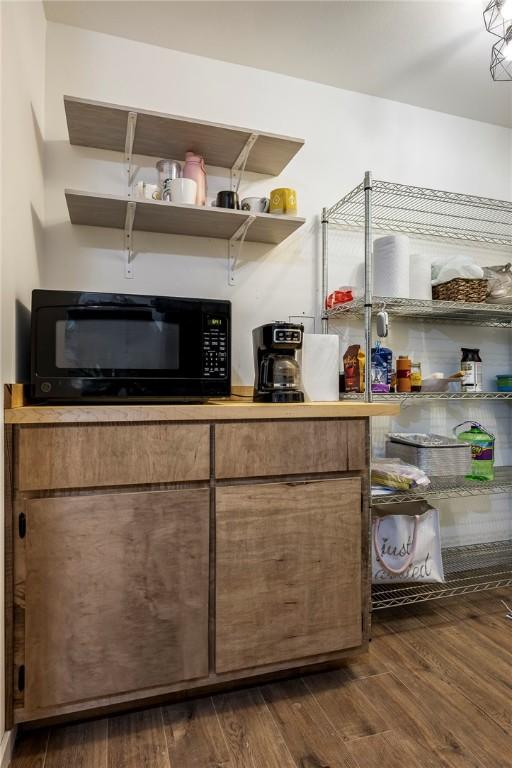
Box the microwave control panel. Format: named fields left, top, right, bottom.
left=202, top=315, right=228, bottom=378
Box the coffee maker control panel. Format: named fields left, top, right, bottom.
left=202, top=316, right=228, bottom=378
left=273, top=327, right=302, bottom=344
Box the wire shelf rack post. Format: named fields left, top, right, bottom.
left=364, top=171, right=373, bottom=404
left=321, top=207, right=329, bottom=334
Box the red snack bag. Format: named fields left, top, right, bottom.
left=325, top=288, right=353, bottom=309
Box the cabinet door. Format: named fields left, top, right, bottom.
left=215, top=478, right=362, bottom=673
left=24, top=488, right=209, bottom=711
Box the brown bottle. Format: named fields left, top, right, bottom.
left=396, top=355, right=412, bottom=393
left=411, top=362, right=422, bottom=392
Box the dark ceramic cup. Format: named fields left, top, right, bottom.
left=216, top=190, right=240, bottom=209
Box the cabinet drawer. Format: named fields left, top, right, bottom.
left=215, top=478, right=362, bottom=672
left=215, top=419, right=365, bottom=479
left=16, top=423, right=210, bottom=490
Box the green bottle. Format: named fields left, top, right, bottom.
left=454, top=422, right=495, bottom=481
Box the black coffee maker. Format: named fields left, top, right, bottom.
left=253, top=322, right=305, bottom=402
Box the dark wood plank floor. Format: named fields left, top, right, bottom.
left=11, top=588, right=512, bottom=768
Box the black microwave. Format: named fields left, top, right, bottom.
left=30, top=290, right=231, bottom=402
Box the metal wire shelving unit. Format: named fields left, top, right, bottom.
left=339, top=391, right=512, bottom=402
left=372, top=540, right=512, bottom=609
left=324, top=179, right=512, bottom=247
left=323, top=296, right=512, bottom=328
left=372, top=466, right=512, bottom=505
left=321, top=173, right=512, bottom=611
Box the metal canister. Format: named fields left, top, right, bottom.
left=156, top=159, right=182, bottom=188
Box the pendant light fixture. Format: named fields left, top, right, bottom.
left=491, top=30, right=512, bottom=80
left=484, top=0, right=512, bottom=80
left=484, top=0, right=512, bottom=36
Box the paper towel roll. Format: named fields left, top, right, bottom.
left=410, top=253, right=432, bottom=300
left=300, top=334, right=340, bottom=402
left=373, top=235, right=410, bottom=298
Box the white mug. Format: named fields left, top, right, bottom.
left=241, top=196, right=269, bottom=213
left=169, top=178, right=197, bottom=205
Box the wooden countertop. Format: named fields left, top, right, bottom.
left=5, top=399, right=399, bottom=424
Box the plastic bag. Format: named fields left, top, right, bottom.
left=431, top=256, right=484, bottom=286
left=325, top=286, right=353, bottom=309
left=484, top=263, right=512, bottom=304
left=371, top=458, right=431, bottom=490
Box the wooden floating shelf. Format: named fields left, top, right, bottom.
left=64, top=95, right=304, bottom=176
left=65, top=190, right=306, bottom=246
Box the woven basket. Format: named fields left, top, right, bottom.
left=432, top=278, right=488, bottom=303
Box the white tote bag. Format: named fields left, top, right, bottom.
left=372, top=501, right=445, bottom=584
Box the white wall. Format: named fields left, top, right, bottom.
left=43, top=22, right=512, bottom=546
left=44, top=22, right=512, bottom=382
left=2, top=1, right=45, bottom=384
left=1, top=0, right=46, bottom=755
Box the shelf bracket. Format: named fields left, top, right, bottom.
left=228, top=215, right=256, bottom=285
left=230, top=133, right=259, bottom=192
left=124, top=200, right=137, bottom=278
left=125, top=111, right=138, bottom=195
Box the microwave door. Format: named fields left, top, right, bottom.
left=36, top=306, right=203, bottom=380
left=56, top=309, right=160, bottom=375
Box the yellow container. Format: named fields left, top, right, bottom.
left=269, top=188, right=297, bottom=215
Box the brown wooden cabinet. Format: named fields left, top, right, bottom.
left=23, top=488, right=210, bottom=710
left=215, top=478, right=362, bottom=673
left=6, top=412, right=373, bottom=724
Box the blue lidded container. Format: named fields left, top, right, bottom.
left=496, top=375, right=512, bottom=392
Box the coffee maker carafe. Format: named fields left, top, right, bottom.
left=253, top=322, right=305, bottom=402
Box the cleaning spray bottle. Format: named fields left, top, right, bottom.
left=453, top=422, right=495, bottom=481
